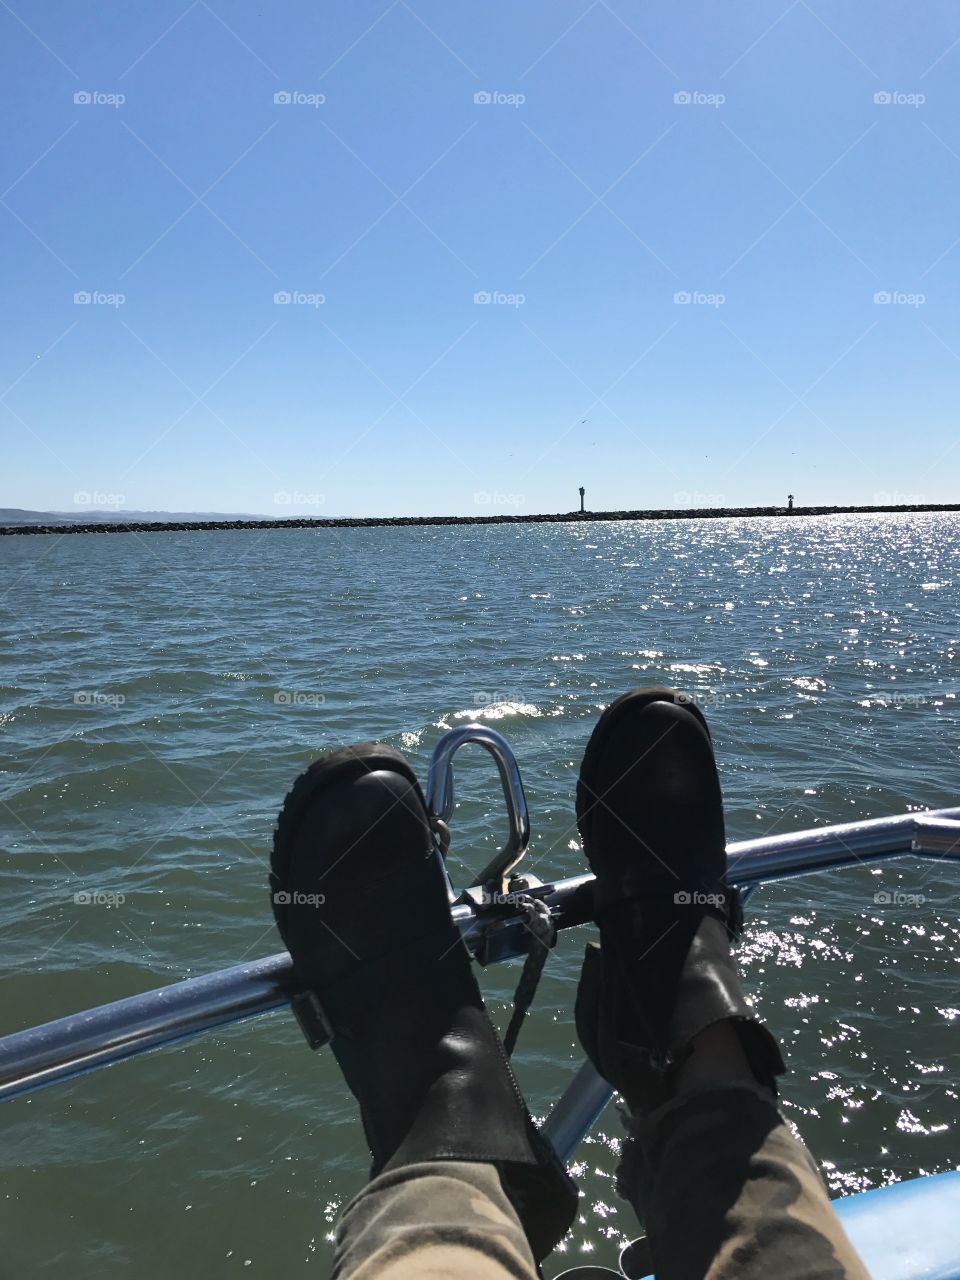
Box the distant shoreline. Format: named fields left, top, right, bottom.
left=2, top=503, right=959, bottom=536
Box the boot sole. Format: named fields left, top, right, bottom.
left=576, top=686, right=711, bottom=860
left=269, top=742, right=436, bottom=961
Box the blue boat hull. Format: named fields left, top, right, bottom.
left=833, top=1170, right=960, bottom=1280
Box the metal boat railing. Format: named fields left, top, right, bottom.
left=2, top=725, right=959, bottom=1162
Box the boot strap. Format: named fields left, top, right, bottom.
left=290, top=989, right=333, bottom=1049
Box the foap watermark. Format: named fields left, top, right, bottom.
left=73, top=490, right=126, bottom=509
left=74, top=90, right=125, bottom=108
left=674, top=90, right=725, bottom=108
left=886, top=692, right=926, bottom=708
left=273, top=490, right=325, bottom=507
left=670, top=689, right=723, bottom=710
left=273, top=890, right=326, bottom=906
left=874, top=889, right=925, bottom=906
left=873, top=490, right=926, bottom=504
left=473, top=90, right=525, bottom=108
left=473, top=689, right=525, bottom=707
left=74, top=290, right=126, bottom=307
left=274, top=90, right=326, bottom=107
left=274, top=690, right=325, bottom=707
left=874, top=90, right=925, bottom=108
left=674, top=890, right=726, bottom=907
left=874, top=290, right=925, bottom=307
left=474, top=489, right=525, bottom=506
left=674, top=290, right=725, bottom=307
left=74, top=889, right=125, bottom=906
left=673, top=489, right=726, bottom=506
left=480, top=889, right=531, bottom=906
left=74, top=690, right=125, bottom=707
left=474, top=290, right=525, bottom=307
left=274, top=290, right=325, bottom=307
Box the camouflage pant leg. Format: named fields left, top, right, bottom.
left=333, top=1160, right=540, bottom=1280
left=623, top=1082, right=870, bottom=1280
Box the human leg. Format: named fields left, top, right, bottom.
left=269, top=744, right=577, bottom=1276
left=573, top=689, right=868, bottom=1280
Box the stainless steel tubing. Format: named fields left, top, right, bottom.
left=540, top=1059, right=617, bottom=1163
left=0, top=952, right=291, bottom=1102
left=536, top=807, right=960, bottom=1159
left=724, top=807, right=960, bottom=884
left=2, top=793, right=959, bottom=1105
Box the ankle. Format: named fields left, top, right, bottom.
left=672, top=1018, right=757, bottom=1097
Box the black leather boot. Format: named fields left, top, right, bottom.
left=269, top=743, right=577, bottom=1262
left=573, top=690, right=785, bottom=1115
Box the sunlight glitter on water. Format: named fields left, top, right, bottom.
left=1, top=513, right=959, bottom=1276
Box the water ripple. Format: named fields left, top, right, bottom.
left=1, top=514, right=959, bottom=1275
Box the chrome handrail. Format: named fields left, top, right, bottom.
left=1, top=724, right=958, bottom=1120
left=544, top=807, right=960, bottom=1160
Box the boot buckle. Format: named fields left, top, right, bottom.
left=289, top=989, right=333, bottom=1050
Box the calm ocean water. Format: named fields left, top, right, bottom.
left=1, top=514, right=958, bottom=1276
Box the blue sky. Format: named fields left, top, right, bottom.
left=3, top=1, right=959, bottom=517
